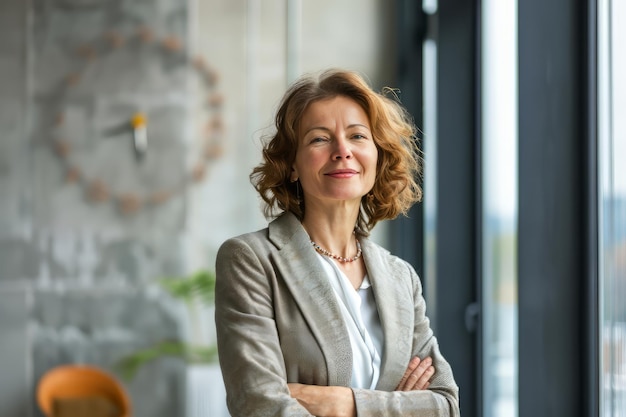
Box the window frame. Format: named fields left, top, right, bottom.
left=391, top=1, right=600, bottom=416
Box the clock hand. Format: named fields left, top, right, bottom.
left=102, top=121, right=129, bottom=138
left=131, top=112, right=148, bottom=161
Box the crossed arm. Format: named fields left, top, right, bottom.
left=215, top=237, right=459, bottom=417
left=287, top=355, right=436, bottom=417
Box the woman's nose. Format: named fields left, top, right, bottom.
left=332, top=138, right=352, bottom=160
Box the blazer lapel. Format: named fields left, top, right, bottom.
left=268, top=213, right=353, bottom=386
left=362, top=238, right=415, bottom=391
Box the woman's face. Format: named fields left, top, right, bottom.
left=291, top=95, right=378, bottom=208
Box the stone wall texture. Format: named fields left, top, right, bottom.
left=0, top=0, right=395, bottom=416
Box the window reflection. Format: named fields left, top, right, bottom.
left=481, top=1, right=518, bottom=417
left=599, top=1, right=626, bottom=415
left=423, top=37, right=438, bottom=329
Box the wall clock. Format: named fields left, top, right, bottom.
left=31, top=2, right=225, bottom=229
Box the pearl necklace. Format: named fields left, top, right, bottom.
left=310, top=238, right=362, bottom=263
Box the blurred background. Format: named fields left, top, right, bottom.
left=0, top=0, right=623, bottom=417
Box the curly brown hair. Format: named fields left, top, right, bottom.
left=250, top=69, right=422, bottom=233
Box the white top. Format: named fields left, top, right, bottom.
left=316, top=254, right=384, bottom=389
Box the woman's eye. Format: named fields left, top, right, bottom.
left=352, top=134, right=367, bottom=139
left=310, top=137, right=327, bottom=143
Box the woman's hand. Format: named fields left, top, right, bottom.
left=288, top=383, right=356, bottom=417
left=395, top=356, right=435, bottom=391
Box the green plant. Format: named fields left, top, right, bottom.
left=116, top=270, right=218, bottom=380
left=158, top=270, right=216, bottom=306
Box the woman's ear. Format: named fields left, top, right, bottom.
left=290, top=167, right=298, bottom=182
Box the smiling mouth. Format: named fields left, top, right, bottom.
left=326, top=169, right=358, bottom=178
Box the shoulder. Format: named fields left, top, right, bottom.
left=217, top=213, right=304, bottom=260
left=216, top=227, right=271, bottom=261
left=362, top=237, right=421, bottom=292
left=214, top=228, right=275, bottom=292
left=363, top=238, right=417, bottom=273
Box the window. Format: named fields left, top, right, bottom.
left=599, top=1, right=626, bottom=415
left=422, top=0, right=438, bottom=328
left=481, top=1, right=518, bottom=416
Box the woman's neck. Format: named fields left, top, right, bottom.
left=301, top=204, right=360, bottom=257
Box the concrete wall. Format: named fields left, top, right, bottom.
left=0, top=1, right=396, bottom=416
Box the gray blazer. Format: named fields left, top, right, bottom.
left=215, top=212, right=460, bottom=416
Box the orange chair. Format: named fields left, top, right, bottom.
left=37, top=365, right=131, bottom=417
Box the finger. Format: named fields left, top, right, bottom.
left=409, top=361, right=434, bottom=390
left=413, top=365, right=435, bottom=390
left=396, top=356, right=421, bottom=390
left=396, top=356, right=420, bottom=390
left=404, top=358, right=433, bottom=390
left=403, top=372, right=421, bottom=391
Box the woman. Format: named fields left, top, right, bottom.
left=215, top=69, right=460, bottom=416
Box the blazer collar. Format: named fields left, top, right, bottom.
left=360, top=237, right=414, bottom=391
left=268, top=212, right=353, bottom=386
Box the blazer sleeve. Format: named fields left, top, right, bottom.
left=214, top=236, right=314, bottom=417
left=351, top=262, right=461, bottom=417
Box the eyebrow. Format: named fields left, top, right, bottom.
left=303, top=123, right=371, bottom=135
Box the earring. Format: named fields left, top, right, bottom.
left=296, top=180, right=301, bottom=202
left=291, top=178, right=301, bottom=203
